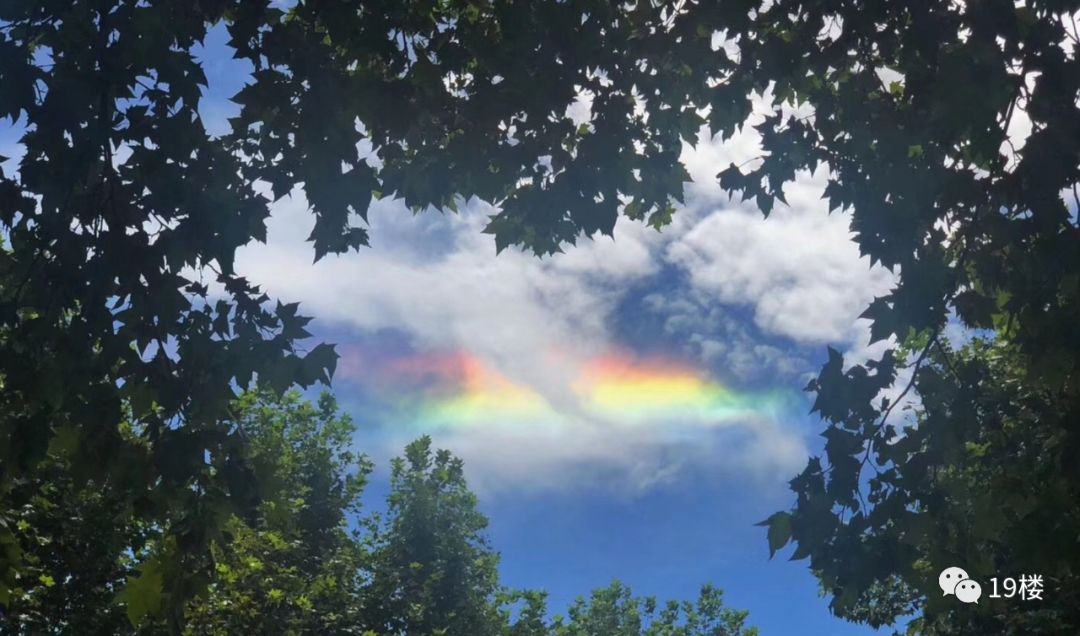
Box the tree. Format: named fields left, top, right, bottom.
left=713, top=2, right=1080, bottom=632
left=0, top=437, right=144, bottom=634
left=768, top=336, right=1080, bottom=635
left=1, top=386, right=758, bottom=634
left=502, top=590, right=552, bottom=636
left=4, top=0, right=1077, bottom=631
left=1, top=389, right=371, bottom=634
left=549, top=581, right=758, bottom=636
left=362, top=436, right=505, bottom=636
left=0, top=0, right=750, bottom=617
left=180, top=389, right=371, bottom=635
left=0, top=0, right=709, bottom=617
left=359, top=440, right=760, bottom=636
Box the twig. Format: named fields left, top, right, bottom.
left=858, top=332, right=936, bottom=474
left=934, top=335, right=962, bottom=381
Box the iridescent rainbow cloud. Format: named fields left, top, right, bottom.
left=576, top=355, right=789, bottom=427
left=337, top=348, right=794, bottom=433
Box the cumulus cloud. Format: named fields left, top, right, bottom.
left=358, top=406, right=808, bottom=499
left=635, top=289, right=811, bottom=384
left=233, top=113, right=895, bottom=495
left=240, top=193, right=662, bottom=414
left=665, top=167, right=896, bottom=345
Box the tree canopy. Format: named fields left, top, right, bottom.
left=1, top=0, right=1078, bottom=633
left=2, top=389, right=756, bottom=635
left=712, top=2, right=1080, bottom=632
left=362, top=436, right=505, bottom=635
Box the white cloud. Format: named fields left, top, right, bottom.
left=360, top=409, right=808, bottom=499
left=639, top=290, right=812, bottom=384
left=240, top=193, right=661, bottom=415
left=234, top=118, right=895, bottom=496
left=665, top=166, right=896, bottom=349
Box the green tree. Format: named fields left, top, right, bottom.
left=1, top=386, right=759, bottom=635
left=549, top=581, right=757, bottom=636
left=715, top=2, right=1080, bottom=632
left=0, top=0, right=718, bottom=617
left=502, top=590, right=552, bottom=636
left=771, top=336, right=1080, bottom=635
left=0, top=440, right=145, bottom=634
left=5, top=0, right=1077, bottom=631
left=362, top=436, right=505, bottom=636
left=180, top=389, right=372, bottom=635
left=1, top=389, right=372, bottom=634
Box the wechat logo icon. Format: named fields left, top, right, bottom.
left=939, top=566, right=981, bottom=604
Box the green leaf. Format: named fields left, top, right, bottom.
left=951, top=290, right=996, bottom=329
left=756, top=512, right=793, bottom=559
left=116, top=559, right=165, bottom=626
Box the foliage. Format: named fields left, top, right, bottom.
left=0, top=446, right=143, bottom=633
left=3, top=0, right=1077, bottom=632
left=716, top=2, right=1080, bottom=632
left=0, top=0, right=731, bottom=616
left=770, top=337, right=1080, bottom=634
left=0, top=389, right=370, bottom=634
left=0, top=0, right=699, bottom=617
left=361, top=436, right=505, bottom=636
left=180, top=390, right=371, bottom=635
left=0, top=390, right=756, bottom=635
left=549, top=581, right=758, bottom=636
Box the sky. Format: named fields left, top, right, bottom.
left=0, top=22, right=915, bottom=635
left=231, top=157, right=896, bottom=635
left=205, top=36, right=899, bottom=630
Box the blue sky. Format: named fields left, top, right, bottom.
left=208, top=71, right=897, bottom=634
left=0, top=23, right=908, bottom=634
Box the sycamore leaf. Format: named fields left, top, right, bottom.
left=756, top=511, right=793, bottom=559
left=116, top=559, right=165, bottom=626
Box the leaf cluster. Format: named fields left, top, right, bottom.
left=2, top=390, right=758, bottom=636
left=724, top=1, right=1080, bottom=632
